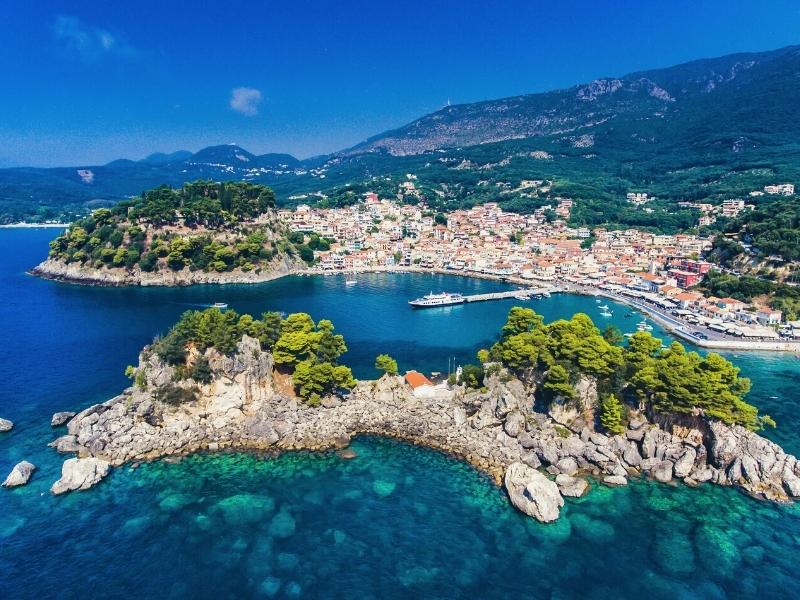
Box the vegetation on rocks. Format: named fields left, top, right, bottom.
left=483, top=307, right=771, bottom=430
left=374, top=354, right=398, bottom=376
left=152, top=307, right=355, bottom=406
left=46, top=180, right=316, bottom=274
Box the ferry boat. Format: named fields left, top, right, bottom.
left=408, top=291, right=465, bottom=309
left=212, top=302, right=228, bottom=310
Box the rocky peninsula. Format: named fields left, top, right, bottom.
left=49, top=323, right=800, bottom=521
left=33, top=181, right=309, bottom=287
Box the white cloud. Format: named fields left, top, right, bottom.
left=53, top=15, right=136, bottom=61
left=229, top=87, right=263, bottom=117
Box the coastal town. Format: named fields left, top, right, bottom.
left=278, top=184, right=800, bottom=350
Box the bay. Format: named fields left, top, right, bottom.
left=2, top=228, right=800, bottom=599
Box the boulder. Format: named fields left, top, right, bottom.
left=652, top=460, right=674, bottom=483
left=673, top=447, right=697, bottom=479
left=504, top=462, right=563, bottom=522
left=51, top=457, right=111, bottom=494
left=602, top=475, right=628, bottom=486
left=49, top=435, right=81, bottom=453
left=2, top=461, right=36, bottom=488
left=555, top=474, right=588, bottom=497
left=0, top=418, right=13, bottom=432
left=503, top=410, right=525, bottom=438
left=622, top=441, right=642, bottom=468
left=555, top=457, right=579, bottom=476
left=51, top=412, right=76, bottom=427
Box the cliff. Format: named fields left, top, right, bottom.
left=49, top=335, right=800, bottom=520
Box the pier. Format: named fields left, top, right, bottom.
left=463, top=286, right=556, bottom=303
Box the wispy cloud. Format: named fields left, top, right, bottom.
left=229, top=87, right=263, bottom=117
left=53, top=15, right=137, bottom=61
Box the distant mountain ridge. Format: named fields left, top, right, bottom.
left=343, top=44, right=800, bottom=156
left=2, top=44, right=800, bottom=223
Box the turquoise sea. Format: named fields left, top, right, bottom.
left=2, top=228, right=800, bottom=599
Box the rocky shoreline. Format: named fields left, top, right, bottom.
left=47, top=335, right=800, bottom=521
left=31, top=255, right=304, bottom=287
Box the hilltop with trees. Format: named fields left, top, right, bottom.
left=37, top=181, right=320, bottom=285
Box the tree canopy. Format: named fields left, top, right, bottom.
left=484, top=307, right=771, bottom=431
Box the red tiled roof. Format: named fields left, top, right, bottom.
left=404, top=371, right=433, bottom=389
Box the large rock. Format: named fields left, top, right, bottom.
left=673, top=447, right=697, bottom=479
left=652, top=460, right=674, bottom=483
left=555, top=473, right=588, bottom=497
left=51, top=412, right=76, bottom=427
left=503, top=410, right=525, bottom=438
left=504, top=462, right=563, bottom=522
left=51, top=457, right=111, bottom=494
left=0, top=418, right=13, bottom=432
left=2, top=461, right=36, bottom=488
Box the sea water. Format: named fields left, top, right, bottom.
left=2, top=228, right=800, bottom=598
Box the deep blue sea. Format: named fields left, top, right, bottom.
left=3, top=228, right=800, bottom=599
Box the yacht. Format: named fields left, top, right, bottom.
left=212, top=302, right=228, bottom=310
left=598, top=304, right=609, bottom=310
left=600, top=310, right=612, bottom=317
left=408, top=292, right=465, bottom=309
left=637, top=320, right=653, bottom=331
left=345, top=276, right=357, bottom=286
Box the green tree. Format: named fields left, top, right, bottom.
left=600, top=394, right=625, bottom=434
left=375, top=354, right=398, bottom=375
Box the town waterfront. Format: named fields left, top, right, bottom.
left=4, top=228, right=800, bottom=598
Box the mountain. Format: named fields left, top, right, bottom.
left=2, top=44, right=800, bottom=225
left=140, top=150, right=193, bottom=165
left=345, top=44, right=800, bottom=157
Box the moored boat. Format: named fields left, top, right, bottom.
left=408, top=291, right=465, bottom=309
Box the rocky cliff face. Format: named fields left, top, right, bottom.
left=32, top=253, right=304, bottom=287
left=50, top=336, right=800, bottom=521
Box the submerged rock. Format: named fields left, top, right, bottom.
left=51, top=457, right=111, bottom=494
left=51, top=411, right=76, bottom=427
left=602, top=475, right=628, bottom=486
left=504, top=462, right=563, bottom=522
left=555, top=474, right=589, bottom=497
left=2, top=461, right=36, bottom=488
left=0, top=418, right=13, bottom=432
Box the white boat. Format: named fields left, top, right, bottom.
left=598, top=304, right=609, bottom=310
left=637, top=320, right=653, bottom=331
left=600, top=310, right=612, bottom=317
left=408, top=291, right=465, bottom=309
left=212, top=302, right=228, bottom=310
left=345, top=278, right=357, bottom=286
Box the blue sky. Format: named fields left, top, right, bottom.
left=2, top=0, right=799, bottom=167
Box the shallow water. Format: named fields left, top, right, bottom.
left=2, top=229, right=800, bottom=598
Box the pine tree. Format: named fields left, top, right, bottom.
left=600, top=394, right=625, bottom=435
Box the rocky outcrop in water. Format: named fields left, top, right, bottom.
left=51, top=412, right=76, bottom=427
left=51, top=457, right=111, bottom=495
left=49, top=335, right=800, bottom=519
left=0, top=418, right=13, bottom=432
left=3, top=461, right=36, bottom=488
left=505, top=462, right=563, bottom=522
left=32, top=254, right=303, bottom=287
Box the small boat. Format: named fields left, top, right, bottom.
left=637, top=320, right=653, bottom=331
left=624, top=333, right=634, bottom=338
left=600, top=310, right=612, bottom=317
left=513, top=294, right=530, bottom=301
left=598, top=304, right=609, bottom=310
left=212, top=302, right=228, bottom=310
left=345, top=278, right=357, bottom=286
left=595, top=298, right=601, bottom=303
